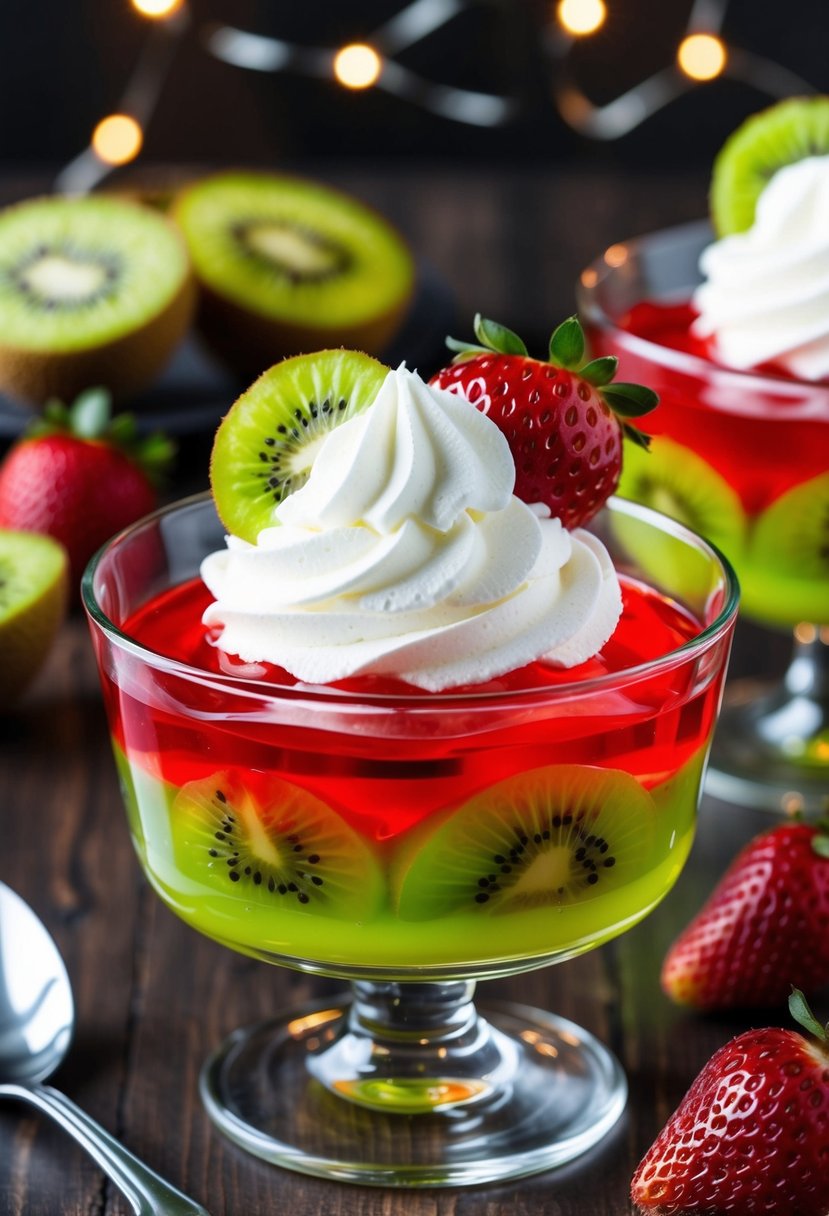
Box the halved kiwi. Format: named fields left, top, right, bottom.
left=741, top=472, right=829, bottom=625
left=0, top=195, right=195, bottom=405
left=171, top=770, right=385, bottom=920
left=393, top=765, right=655, bottom=922
left=210, top=347, right=389, bottom=541
left=173, top=172, right=415, bottom=376
left=711, top=96, right=829, bottom=236
left=0, top=528, right=68, bottom=702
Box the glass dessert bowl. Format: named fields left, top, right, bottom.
left=579, top=221, right=829, bottom=813
left=83, top=490, right=737, bottom=1187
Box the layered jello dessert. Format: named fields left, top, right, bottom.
left=579, top=97, right=829, bottom=810
left=84, top=321, right=737, bottom=1184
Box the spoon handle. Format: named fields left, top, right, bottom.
left=0, top=1081, right=212, bottom=1216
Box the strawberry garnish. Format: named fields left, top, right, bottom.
left=431, top=314, right=657, bottom=529
left=631, top=989, right=829, bottom=1215
left=661, top=820, right=829, bottom=1010
left=0, top=388, right=174, bottom=588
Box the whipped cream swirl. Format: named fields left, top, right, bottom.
left=201, top=366, right=622, bottom=691
left=693, top=155, right=829, bottom=381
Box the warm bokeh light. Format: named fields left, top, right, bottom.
left=130, top=0, right=184, bottom=17
left=333, top=43, right=383, bottom=90
left=604, top=243, right=628, bottom=268
left=557, top=0, right=607, bottom=37
left=92, top=114, right=144, bottom=166
left=677, top=33, right=727, bottom=81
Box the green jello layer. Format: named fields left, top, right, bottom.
left=112, top=743, right=705, bottom=976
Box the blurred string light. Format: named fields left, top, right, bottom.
left=549, top=0, right=816, bottom=139
left=55, top=0, right=822, bottom=195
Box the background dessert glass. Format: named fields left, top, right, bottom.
left=578, top=221, right=829, bottom=814
left=83, top=492, right=737, bottom=1187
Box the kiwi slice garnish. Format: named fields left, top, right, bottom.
left=173, top=172, right=415, bottom=375
left=171, top=770, right=385, bottom=920
left=210, top=347, right=389, bottom=541
left=393, top=765, right=655, bottom=921
left=0, top=528, right=68, bottom=703
left=0, top=195, right=194, bottom=405
left=740, top=472, right=829, bottom=625
left=711, top=96, right=829, bottom=236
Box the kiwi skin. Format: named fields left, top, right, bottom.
left=173, top=172, right=415, bottom=379
left=0, top=198, right=196, bottom=408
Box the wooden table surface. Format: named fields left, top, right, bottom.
left=0, top=164, right=798, bottom=1215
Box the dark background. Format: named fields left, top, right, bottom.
left=2, top=0, right=827, bottom=175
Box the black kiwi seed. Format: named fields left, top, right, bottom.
left=254, top=396, right=352, bottom=506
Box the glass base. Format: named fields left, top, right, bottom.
left=199, top=983, right=626, bottom=1187
left=706, top=673, right=829, bottom=814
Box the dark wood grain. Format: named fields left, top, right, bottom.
left=0, top=165, right=787, bottom=1215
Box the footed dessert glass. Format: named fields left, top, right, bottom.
left=84, top=492, right=737, bottom=1186
left=579, top=222, right=829, bottom=814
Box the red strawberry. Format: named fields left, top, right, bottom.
left=662, top=821, right=829, bottom=1010
left=0, top=388, right=174, bottom=589
left=431, top=314, right=656, bottom=529
left=631, top=990, right=829, bottom=1215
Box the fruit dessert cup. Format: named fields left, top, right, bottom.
left=578, top=220, right=829, bottom=813
left=84, top=487, right=737, bottom=1186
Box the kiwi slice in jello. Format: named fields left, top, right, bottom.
left=171, top=770, right=385, bottom=920
left=394, top=766, right=655, bottom=922
left=711, top=96, right=829, bottom=236
left=173, top=172, right=415, bottom=375
left=0, top=195, right=194, bottom=405
left=0, top=528, right=68, bottom=702
left=210, top=347, right=388, bottom=541
left=617, top=435, right=747, bottom=558
left=742, top=472, right=829, bottom=625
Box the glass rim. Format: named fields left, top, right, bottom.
left=81, top=490, right=740, bottom=708
left=576, top=218, right=829, bottom=398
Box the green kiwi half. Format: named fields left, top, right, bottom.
left=171, top=770, right=385, bottom=920
left=711, top=96, right=829, bottom=236
left=210, top=347, right=389, bottom=541
left=0, top=195, right=194, bottom=404
left=0, top=528, right=67, bottom=702
left=393, top=765, right=655, bottom=921
left=173, top=172, right=415, bottom=376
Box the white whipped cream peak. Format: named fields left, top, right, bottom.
left=202, top=365, right=622, bottom=691
left=693, top=155, right=829, bottom=380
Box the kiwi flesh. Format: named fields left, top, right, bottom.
left=210, top=347, right=389, bottom=542
left=617, top=435, right=747, bottom=556
left=711, top=96, right=829, bottom=236
left=393, top=765, right=655, bottom=921
left=173, top=172, right=415, bottom=376
left=742, top=472, right=829, bottom=625
left=0, top=528, right=68, bottom=702
left=171, top=770, right=385, bottom=920
left=0, top=195, right=195, bottom=405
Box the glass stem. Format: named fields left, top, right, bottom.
left=308, top=981, right=520, bottom=1113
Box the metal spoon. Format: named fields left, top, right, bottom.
left=0, top=881, right=211, bottom=1216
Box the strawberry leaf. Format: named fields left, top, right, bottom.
left=549, top=316, right=584, bottom=369
left=473, top=314, right=528, bottom=356
left=580, top=356, right=618, bottom=387
left=445, top=336, right=491, bottom=359
left=601, top=383, right=659, bottom=418
left=789, top=987, right=828, bottom=1042
left=622, top=424, right=652, bottom=450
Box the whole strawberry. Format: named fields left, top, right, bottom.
left=632, top=990, right=829, bottom=1215
left=0, top=388, right=174, bottom=589
left=432, top=314, right=656, bottom=529
left=662, top=821, right=829, bottom=1010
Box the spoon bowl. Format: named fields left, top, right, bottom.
left=0, top=881, right=210, bottom=1216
